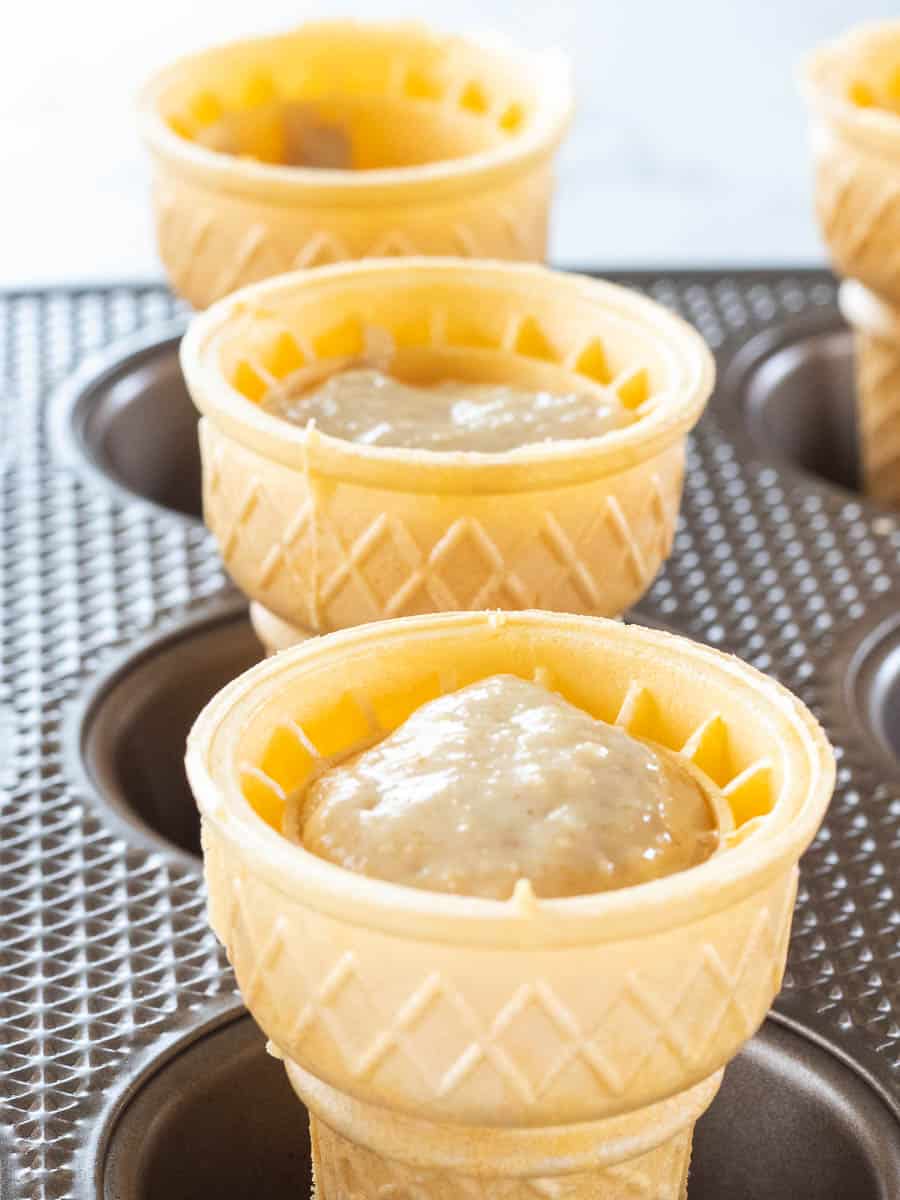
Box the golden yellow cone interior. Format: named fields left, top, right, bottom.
left=187, top=611, right=833, bottom=937
left=141, top=21, right=572, bottom=179
left=186, top=613, right=833, bottom=1130
left=139, top=24, right=573, bottom=307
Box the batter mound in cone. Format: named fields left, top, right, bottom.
left=296, top=673, right=720, bottom=899
left=263, top=364, right=632, bottom=451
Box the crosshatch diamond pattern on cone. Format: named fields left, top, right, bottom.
left=180, top=258, right=715, bottom=648
left=186, top=611, right=834, bottom=1199
left=138, top=21, right=573, bottom=309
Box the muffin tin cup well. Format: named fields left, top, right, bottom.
left=47, top=320, right=201, bottom=520
left=68, top=601, right=262, bottom=862
left=92, top=1009, right=900, bottom=1200
left=7, top=272, right=900, bottom=1200
left=826, top=599, right=900, bottom=780
left=183, top=258, right=714, bottom=634
left=800, top=20, right=900, bottom=308
left=67, top=598, right=681, bottom=867
left=720, top=309, right=862, bottom=493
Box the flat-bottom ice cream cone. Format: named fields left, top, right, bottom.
left=187, top=612, right=833, bottom=1200
left=838, top=279, right=900, bottom=507
left=289, top=1056, right=721, bottom=1199
left=182, top=259, right=715, bottom=634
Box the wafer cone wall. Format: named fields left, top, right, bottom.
left=801, top=22, right=900, bottom=307
left=181, top=259, right=714, bottom=645
left=138, top=22, right=572, bottom=309
left=839, top=280, right=900, bottom=507
left=187, top=612, right=834, bottom=1198
left=853, top=331, right=900, bottom=505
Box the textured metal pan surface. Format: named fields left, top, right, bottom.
left=2, top=271, right=900, bottom=1199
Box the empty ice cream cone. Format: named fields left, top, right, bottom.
left=186, top=611, right=834, bottom=1198
left=180, top=258, right=715, bottom=647
left=138, top=21, right=573, bottom=309
left=838, top=279, right=900, bottom=507
left=801, top=21, right=900, bottom=306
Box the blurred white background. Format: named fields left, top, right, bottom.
left=3, top=0, right=896, bottom=285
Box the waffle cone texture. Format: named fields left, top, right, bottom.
left=300, top=1064, right=719, bottom=1198
left=249, top=601, right=314, bottom=655
left=181, top=258, right=715, bottom=636
left=186, top=611, right=834, bottom=1195
left=838, top=280, right=900, bottom=507
left=801, top=21, right=900, bottom=306
left=138, top=21, right=573, bottom=308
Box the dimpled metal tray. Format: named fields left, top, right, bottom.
left=3, top=270, right=900, bottom=1200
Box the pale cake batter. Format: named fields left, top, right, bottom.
left=297, top=674, right=719, bottom=899
left=263, top=367, right=631, bottom=452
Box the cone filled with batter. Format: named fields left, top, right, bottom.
left=180, top=258, right=715, bottom=651
left=187, top=611, right=834, bottom=1198
left=138, top=21, right=573, bottom=309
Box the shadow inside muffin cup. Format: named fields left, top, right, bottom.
left=73, top=605, right=261, bottom=859
left=138, top=25, right=574, bottom=308
left=725, top=314, right=862, bottom=493
left=96, top=1010, right=900, bottom=1200
left=832, top=604, right=900, bottom=779
left=49, top=323, right=202, bottom=521
left=144, top=22, right=572, bottom=177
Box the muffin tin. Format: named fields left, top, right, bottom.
left=4, top=269, right=900, bottom=1198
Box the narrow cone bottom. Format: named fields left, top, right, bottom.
left=286, top=1057, right=722, bottom=1199
left=852, top=332, right=900, bottom=507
